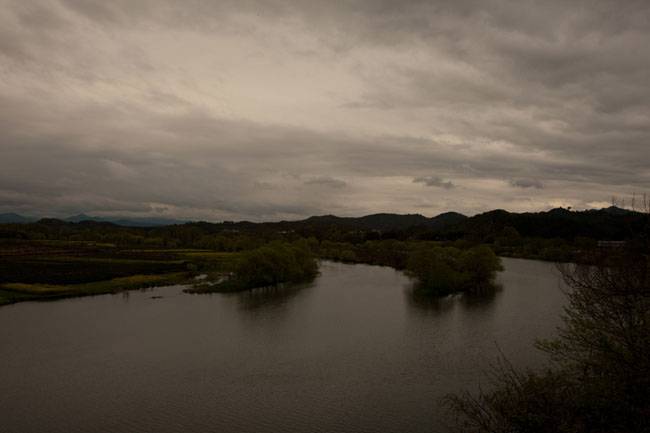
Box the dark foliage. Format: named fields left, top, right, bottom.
left=0, top=207, right=643, bottom=265
left=407, top=245, right=503, bottom=296
left=188, top=241, right=318, bottom=293
left=446, top=221, right=650, bottom=433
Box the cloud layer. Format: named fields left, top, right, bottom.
left=1, top=0, right=649, bottom=220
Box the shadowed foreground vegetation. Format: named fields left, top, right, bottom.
left=446, top=233, right=650, bottom=433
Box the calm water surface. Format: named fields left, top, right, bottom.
left=0, top=258, right=566, bottom=433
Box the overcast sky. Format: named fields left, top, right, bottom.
left=1, top=0, right=649, bottom=221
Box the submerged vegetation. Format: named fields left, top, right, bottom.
left=0, top=216, right=508, bottom=304
left=319, top=240, right=503, bottom=295
left=407, top=245, right=503, bottom=296
left=0, top=236, right=502, bottom=304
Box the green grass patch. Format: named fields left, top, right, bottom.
left=0, top=240, right=242, bottom=305
left=0, top=272, right=190, bottom=305
left=125, top=248, right=212, bottom=254
left=177, top=251, right=239, bottom=272
left=36, top=256, right=187, bottom=265
left=177, top=251, right=236, bottom=259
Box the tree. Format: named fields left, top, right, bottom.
left=407, top=246, right=464, bottom=295
left=496, top=226, right=521, bottom=248
left=462, top=245, right=504, bottom=294
left=228, top=241, right=318, bottom=290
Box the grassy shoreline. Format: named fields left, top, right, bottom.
left=0, top=272, right=192, bottom=306
left=0, top=236, right=572, bottom=307
left=0, top=240, right=242, bottom=306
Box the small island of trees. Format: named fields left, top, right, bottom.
left=186, top=240, right=502, bottom=296
left=406, top=245, right=503, bottom=296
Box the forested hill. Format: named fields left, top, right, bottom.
left=442, top=206, right=646, bottom=241
left=0, top=213, right=35, bottom=224
left=1, top=206, right=647, bottom=245
left=293, top=212, right=467, bottom=231
left=186, top=206, right=644, bottom=241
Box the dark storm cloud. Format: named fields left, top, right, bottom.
left=0, top=0, right=649, bottom=219
left=304, top=176, right=348, bottom=189
left=413, top=177, right=455, bottom=189
left=510, top=179, right=544, bottom=190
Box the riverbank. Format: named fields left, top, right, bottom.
left=0, top=273, right=190, bottom=306
left=0, top=240, right=238, bottom=306
left=0, top=237, right=567, bottom=306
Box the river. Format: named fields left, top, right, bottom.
left=0, top=258, right=566, bottom=433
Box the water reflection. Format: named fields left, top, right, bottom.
left=0, top=258, right=566, bottom=433
left=460, top=285, right=501, bottom=310
left=405, top=284, right=500, bottom=315
left=406, top=289, right=457, bottom=314
left=230, top=281, right=314, bottom=312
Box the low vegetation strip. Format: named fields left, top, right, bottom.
left=0, top=239, right=239, bottom=305
left=0, top=236, right=504, bottom=304
left=0, top=272, right=190, bottom=306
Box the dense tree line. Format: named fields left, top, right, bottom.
left=1, top=207, right=645, bottom=255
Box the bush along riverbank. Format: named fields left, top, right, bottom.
left=317, top=240, right=503, bottom=296
left=186, top=240, right=502, bottom=297
left=0, top=237, right=503, bottom=305
left=186, top=241, right=319, bottom=293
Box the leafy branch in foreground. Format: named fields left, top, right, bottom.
left=446, top=223, right=650, bottom=433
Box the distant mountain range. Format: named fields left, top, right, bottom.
left=0, top=213, right=187, bottom=227
left=0, top=213, right=34, bottom=224
left=0, top=206, right=644, bottom=238
left=297, top=211, right=467, bottom=231
left=64, top=214, right=187, bottom=227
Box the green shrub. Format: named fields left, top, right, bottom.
left=406, top=245, right=502, bottom=296
left=210, top=241, right=319, bottom=292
